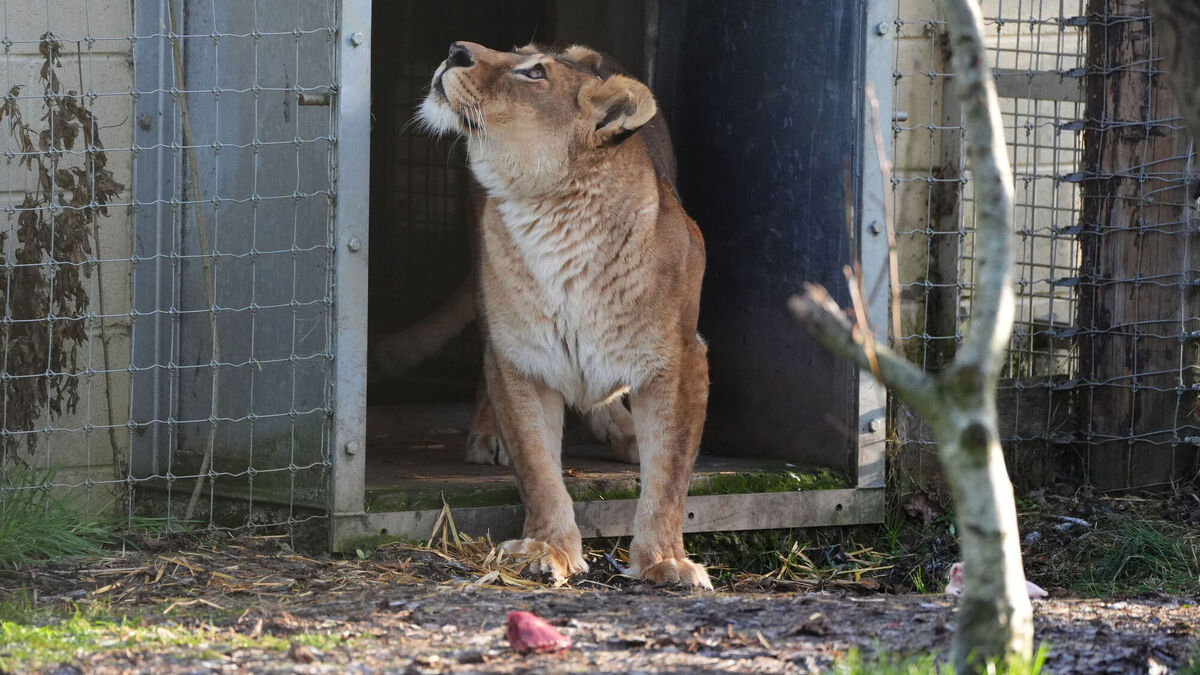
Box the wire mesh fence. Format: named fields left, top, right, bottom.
left=891, top=0, right=1199, bottom=492
left=0, top=0, right=339, bottom=545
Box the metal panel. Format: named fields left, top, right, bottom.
left=333, top=488, right=884, bottom=548
left=130, top=0, right=183, bottom=477
left=653, top=0, right=864, bottom=468
left=176, top=0, right=336, bottom=477
left=128, top=0, right=340, bottom=529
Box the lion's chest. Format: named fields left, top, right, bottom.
left=484, top=199, right=663, bottom=407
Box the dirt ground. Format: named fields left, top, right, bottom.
left=2, top=533, right=1197, bottom=675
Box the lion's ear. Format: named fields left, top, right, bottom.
left=562, top=44, right=603, bottom=73
left=584, top=74, right=657, bottom=147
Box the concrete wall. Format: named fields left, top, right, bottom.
left=0, top=1, right=134, bottom=507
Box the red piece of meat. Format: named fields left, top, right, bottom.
left=506, top=611, right=572, bottom=654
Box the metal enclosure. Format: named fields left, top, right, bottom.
left=329, top=0, right=892, bottom=546
left=0, top=0, right=886, bottom=547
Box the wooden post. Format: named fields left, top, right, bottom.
left=927, top=28, right=965, bottom=372
left=1077, top=0, right=1199, bottom=489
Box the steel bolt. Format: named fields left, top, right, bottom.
left=876, top=22, right=890, bottom=36
left=868, top=221, right=883, bottom=236
left=347, top=236, right=362, bottom=252
left=349, top=32, right=364, bottom=47
left=344, top=440, right=359, bottom=455
left=867, top=418, right=882, bottom=433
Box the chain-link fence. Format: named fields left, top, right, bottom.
left=892, top=0, right=1199, bottom=491
left=0, top=0, right=341, bottom=545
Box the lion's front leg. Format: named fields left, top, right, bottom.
left=628, top=338, right=712, bottom=589
left=484, top=348, right=587, bottom=580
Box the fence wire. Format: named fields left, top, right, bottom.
left=892, top=0, right=1199, bottom=491
left=0, top=0, right=339, bottom=545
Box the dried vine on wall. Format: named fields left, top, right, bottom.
left=0, top=33, right=123, bottom=463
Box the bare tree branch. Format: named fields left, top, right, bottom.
left=787, top=284, right=936, bottom=415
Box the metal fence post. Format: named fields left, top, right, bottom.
left=329, top=0, right=372, bottom=548
left=858, top=0, right=896, bottom=490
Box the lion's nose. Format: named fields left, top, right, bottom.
left=447, top=42, right=474, bottom=69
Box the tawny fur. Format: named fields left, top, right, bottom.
left=419, top=41, right=711, bottom=588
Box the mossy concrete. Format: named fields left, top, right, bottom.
left=364, top=464, right=847, bottom=513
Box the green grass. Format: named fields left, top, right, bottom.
left=1180, top=648, right=1200, bottom=675
left=0, top=590, right=34, bottom=623
left=832, top=645, right=1049, bottom=675
left=1072, top=512, right=1200, bottom=596
left=0, top=612, right=350, bottom=671
left=683, top=527, right=886, bottom=581
left=905, top=563, right=931, bottom=594
left=0, top=469, right=182, bottom=569
left=0, top=472, right=114, bottom=568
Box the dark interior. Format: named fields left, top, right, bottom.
left=366, top=0, right=862, bottom=504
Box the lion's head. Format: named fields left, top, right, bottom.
left=418, top=41, right=658, bottom=198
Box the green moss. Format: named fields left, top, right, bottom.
left=364, top=465, right=847, bottom=513
left=163, top=424, right=330, bottom=507
left=688, top=469, right=846, bottom=496
left=364, top=485, right=523, bottom=512
left=567, top=479, right=640, bottom=503
left=0, top=613, right=353, bottom=671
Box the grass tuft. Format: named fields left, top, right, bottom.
left=0, top=590, right=34, bottom=623
left=1072, top=510, right=1200, bottom=595
left=0, top=471, right=113, bottom=568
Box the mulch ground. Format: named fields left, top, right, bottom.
left=1, top=533, right=1196, bottom=674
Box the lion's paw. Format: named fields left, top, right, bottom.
left=499, top=538, right=587, bottom=581
left=465, top=431, right=510, bottom=465
left=609, top=433, right=639, bottom=465
left=584, top=402, right=639, bottom=464
left=633, top=557, right=712, bottom=589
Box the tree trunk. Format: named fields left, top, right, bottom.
left=928, top=369, right=1032, bottom=668
left=1077, top=0, right=1199, bottom=489
left=790, top=1, right=1034, bottom=667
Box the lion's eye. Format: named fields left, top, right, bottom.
left=520, top=63, right=547, bottom=80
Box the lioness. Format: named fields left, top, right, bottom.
left=417, top=41, right=711, bottom=588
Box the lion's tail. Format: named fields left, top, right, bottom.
left=371, top=275, right=476, bottom=379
